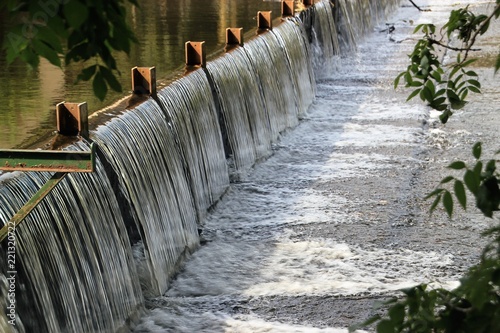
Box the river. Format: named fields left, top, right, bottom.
left=129, top=0, right=499, bottom=332
left=0, top=0, right=282, bottom=149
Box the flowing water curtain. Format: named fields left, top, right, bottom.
left=92, top=100, right=199, bottom=296
left=225, top=46, right=273, bottom=160
left=329, top=0, right=401, bottom=54
left=334, top=0, right=358, bottom=52
left=206, top=55, right=260, bottom=179
left=156, top=70, right=229, bottom=221
left=0, top=145, right=142, bottom=333
left=306, top=0, right=341, bottom=75
left=271, top=19, right=316, bottom=119
left=242, top=30, right=298, bottom=135
left=314, top=0, right=340, bottom=59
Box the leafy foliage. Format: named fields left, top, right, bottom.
left=393, top=2, right=500, bottom=123
left=0, top=0, right=138, bottom=100
left=426, top=143, right=500, bottom=218
left=393, top=22, right=482, bottom=124
left=352, top=2, right=500, bottom=332
left=351, top=249, right=500, bottom=333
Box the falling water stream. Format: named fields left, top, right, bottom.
left=2, top=0, right=497, bottom=332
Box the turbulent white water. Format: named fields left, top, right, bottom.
left=130, top=1, right=485, bottom=332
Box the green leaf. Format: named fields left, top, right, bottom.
left=420, top=86, right=433, bottom=102
left=450, top=100, right=467, bottom=110
left=377, top=319, right=395, bottom=333
left=63, top=1, right=89, bottom=29
left=425, top=79, right=436, bottom=95
left=430, top=193, right=441, bottom=213
left=47, top=16, right=68, bottom=39
left=19, top=47, right=39, bottom=68
left=93, top=71, right=108, bottom=101
left=464, top=170, right=480, bottom=194
left=467, top=79, right=481, bottom=88
left=99, top=66, right=122, bottom=92
left=431, top=70, right=442, bottom=82
left=450, top=65, right=461, bottom=78
left=473, top=142, right=482, bottom=159
left=408, top=81, right=423, bottom=87
left=349, top=315, right=381, bottom=332
left=460, top=89, right=469, bottom=101
left=420, top=55, right=429, bottom=68
left=454, top=180, right=467, bottom=209
left=407, top=88, right=422, bottom=101
left=440, top=176, right=455, bottom=184
left=448, top=161, right=466, bottom=170
left=485, top=159, right=496, bottom=174
left=404, top=71, right=413, bottom=85
left=443, top=190, right=453, bottom=217
left=461, top=58, right=478, bottom=67
left=432, top=97, right=447, bottom=105
left=394, top=72, right=405, bottom=89
left=476, top=178, right=500, bottom=217
left=439, top=109, right=453, bottom=124
left=413, top=24, right=423, bottom=33
left=468, top=86, right=481, bottom=94
left=425, top=188, right=444, bottom=200
left=495, top=54, right=500, bottom=73
left=388, top=303, right=405, bottom=325
left=76, top=65, right=97, bottom=83
left=37, top=27, right=63, bottom=54
left=31, top=39, right=61, bottom=67
left=435, top=88, right=446, bottom=97
left=473, top=161, right=483, bottom=176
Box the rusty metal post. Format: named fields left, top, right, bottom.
left=56, top=102, right=88, bottom=138
left=185, top=41, right=206, bottom=68
left=257, top=11, right=272, bottom=31
left=282, top=1, right=295, bottom=17
left=131, top=66, right=157, bottom=96
left=226, top=28, right=244, bottom=47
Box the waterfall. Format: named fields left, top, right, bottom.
left=307, top=0, right=340, bottom=74
left=92, top=100, right=199, bottom=297
left=206, top=19, right=316, bottom=179
left=0, top=0, right=402, bottom=331
left=206, top=52, right=269, bottom=179
left=156, top=70, right=229, bottom=221
left=271, top=19, right=316, bottom=119
left=0, top=143, right=142, bottom=333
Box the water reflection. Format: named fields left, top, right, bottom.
left=0, top=0, right=281, bottom=149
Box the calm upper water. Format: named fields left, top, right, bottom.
left=0, top=0, right=282, bottom=149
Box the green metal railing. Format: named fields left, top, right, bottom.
left=0, top=143, right=96, bottom=242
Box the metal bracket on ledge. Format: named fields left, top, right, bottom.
left=185, top=41, right=206, bottom=68
left=0, top=104, right=96, bottom=242
left=282, top=1, right=295, bottom=17
left=226, top=28, right=244, bottom=49
left=257, top=11, right=273, bottom=31
left=131, top=66, right=157, bottom=96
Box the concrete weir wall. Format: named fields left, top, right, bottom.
left=0, top=1, right=401, bottom=332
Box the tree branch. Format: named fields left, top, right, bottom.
left=409, top=0, right=431, bottom=12
left=428, top=38, right=481, bottom=53
left=462, top=3, right=500, bottom=62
